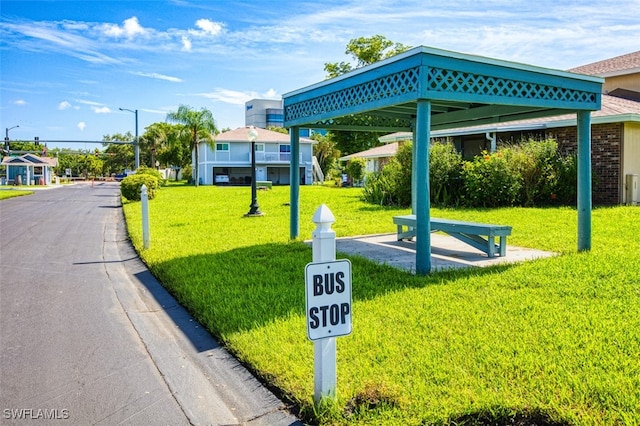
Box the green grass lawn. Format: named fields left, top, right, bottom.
left=123, top=184, right=640, bottom=425
left=0, top=189, right=34, bottom=200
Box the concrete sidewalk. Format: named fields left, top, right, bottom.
left=335, top=233, right=555, bottom=273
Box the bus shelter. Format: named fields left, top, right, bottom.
left=283, top=46, right=603, bottom=274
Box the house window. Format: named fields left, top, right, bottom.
left=279, top=144, right=291, bottom=161
left=215, top=143, right=230, bottom=161
left=255, top=143, right=264, bottom=152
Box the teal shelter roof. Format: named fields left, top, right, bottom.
left=283, top=46, right=603, bottom=275
left=283, top=46, right=602, bottom=132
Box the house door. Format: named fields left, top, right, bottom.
left=256, top=167, right=267, bottom=181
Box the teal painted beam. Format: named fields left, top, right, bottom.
left=577, top=111, right=592, bottom=251
left=290, top=127, right=300, bottom=239
left=415, top=100, right=432, bottom=275
left=411, top=124, right=417, bottom=214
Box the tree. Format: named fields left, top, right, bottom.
left=166, top=105, right=218, bottom=187
left=323, top=35, right=412, bottom=155
left=266, top=126, right=288, bottom=134
left=329, top=130, right=384, bottom=157
left=324, top=35, right=411, bottom=79
left=312, top=133, right=340, bottom=178
left=345, top=157, right=366, bottom=186
left=140, top=122, right=173, bottom=168
left=102, top=132, right=134, bottom=174
left=77, top=154, right=103, bottom=179
left=157, top=123, right=192, bottom=181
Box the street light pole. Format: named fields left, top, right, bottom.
left=119, top=108, right=139, bottom=169
left=4, top=125, right=19, bottom=154
left=245, top=126, right=264, bottom=217
left=3, top=125, right=19, bottom=183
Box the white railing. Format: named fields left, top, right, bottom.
left=247, top=152, right=299, bottom=163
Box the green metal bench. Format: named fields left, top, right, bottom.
left=393, top=214, right=512, bottom=257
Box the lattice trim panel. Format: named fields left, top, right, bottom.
left=311, top=114, right=413, bottom=130
left=286, top=67, right=421, bottom=123
left=427, top=67, right=598, bottom=104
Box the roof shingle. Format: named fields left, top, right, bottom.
left=569, top=51, right=640, bottom=76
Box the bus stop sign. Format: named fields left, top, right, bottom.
left=305, top=259, right=352, bottom=341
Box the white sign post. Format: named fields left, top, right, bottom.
left=306, top=204, right=352, bottom=405
left=141, top=184, right=150, bottom=249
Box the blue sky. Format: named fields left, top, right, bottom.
left=1, top=0, right=639, bottom=149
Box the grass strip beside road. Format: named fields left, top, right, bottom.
left=123, top=184, right=640, bottom=425
left=0, top=189, right=34, bottom=200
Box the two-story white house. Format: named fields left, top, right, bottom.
left=195, top=127, right=316, bottom=186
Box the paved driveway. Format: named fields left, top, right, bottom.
left=0, top=182, right=299, bottom=425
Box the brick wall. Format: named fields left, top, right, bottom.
left=548, top=123, right=623, bottom=205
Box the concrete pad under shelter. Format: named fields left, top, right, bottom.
left=334, top=233, right=556, bottom=274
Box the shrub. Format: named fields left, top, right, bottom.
left=362, top=143, right=413, bottom=206
left=553, top=153, right=578, bottom=205
left=361, top=171, right=394, bottom=205
left=121, top=174, right=159, bottom=201
left=345, top=157, right=366, bottom=186
left=462, top=150, right=521, bottom=207
left=182, top=164, right=193, bottom=184
left=430, top=141, right=463, bottom=207
left=505, top=139, right=559, bottom=206
left=136, top=165, right=167, bottom=187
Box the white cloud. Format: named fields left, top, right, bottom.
left=92, top=106, right=111, bottom=113
left=196, top=19, right=222, bottom=35
left=77, top=122, right=86, bottom=131
left=197, top=88, right=256, bottom=105
left=58, top=101, right=72, bottom=110
left=101, top=16, right=147, bottom=38
left=190, top=19, right=223, bottom=36
left=196, top=88, right=280, bottom=105
left=262, top=88, right=279, bottom=99
left=76, top=99, right=104, bottom=106
left=13, top=99, right=27, bottom=106
left=181, top=35, right=192, bottom=51
left=3, top=21, right=121, bottom=64
left=131, top=71, right=183, bottom=83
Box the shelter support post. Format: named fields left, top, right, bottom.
left=290, top=126, right=300, bottom=239
left=577, top=111, right=592, bottom=251
left=411, top=124, right=417, bottom=214
left=415, top=100, right=432, bottom=274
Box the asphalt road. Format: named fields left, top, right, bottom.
left=0, top=182, right=300, bottom=426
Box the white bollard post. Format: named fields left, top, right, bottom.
left=141, top=184, right=150, bottom=249
left=311, top=204, right=337, bottom=404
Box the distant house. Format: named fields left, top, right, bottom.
left=195, top=127, right=317, bottom=186
left=2, top=153, right=58, bottom=185
left=342, top=51, right=640, bottom=205
left=339, top=140, right=407, bottom=174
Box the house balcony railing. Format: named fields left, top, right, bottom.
left=252, top=152, right=301, bottom=163
left=211, top=152, right=303, bottom=163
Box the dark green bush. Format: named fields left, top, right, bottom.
left=362, top=171, right=394, bottom=205
left=363, top=142, right=413, bottom=206
left=462, top=151, right=521, bottom=207
left=430, top=141, right=462, bottom=207
left=345, top=157, right=366, bottom=185
left=121, top=174, right=159, bottom=201
left=361, top=138, right=578, bottom=208
left=505, top=139, right=560, bottom=206
left=136, top=165, right=167, bottom=187
left=553, top=153, right=578, bottom=205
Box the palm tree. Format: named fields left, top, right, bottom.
left=141, top=122, right=173, bottom=169
left=166, top=105, right=217, bottom=186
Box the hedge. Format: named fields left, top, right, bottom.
left=121, top=174, right=159, bottom=201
